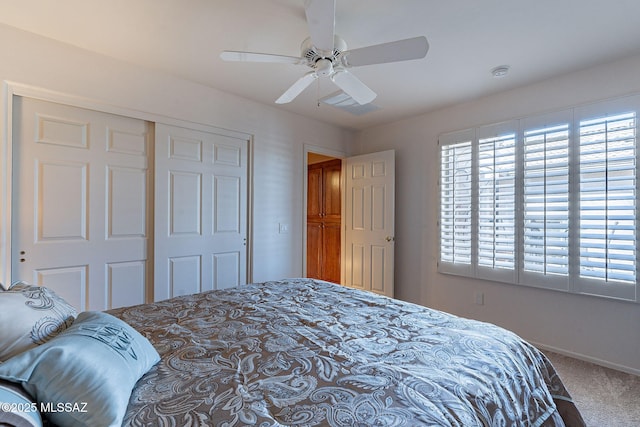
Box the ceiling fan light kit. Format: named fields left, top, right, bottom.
left=320, top=91, right=381, bottom=116
left=220, top=0, right=429, bottom=106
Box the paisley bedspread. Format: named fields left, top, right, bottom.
left=108, top=278, right=584, bottom=426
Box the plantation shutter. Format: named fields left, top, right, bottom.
left=578, top=112, right=636, bottom=287
left=474, top=122, right=517, bottom=283
left=437, top=94, right=639, bottom=302
left=439, top=130, right=474, bottom=275
left=477, top=134, right=516, bottom=269
left=522, top=123, right=570, bottom=278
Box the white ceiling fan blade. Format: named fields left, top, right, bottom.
left=275, top=72, right=318, bottom=104
left=340, top=36, right=429, bottom=67
left=330, top=70, right=377, bottom=105
left=304, top=0, right=335, bottom=53
left=220, top=51, right=303, bottom=65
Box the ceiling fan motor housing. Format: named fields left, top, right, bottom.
left=301, top=35, right=348, bottom=71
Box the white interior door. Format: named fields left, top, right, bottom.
left=11, top=96, right=151, bottom=311
left=344, top=150, right=395, bottom=297
left=154, top=123, right=248, bottom=301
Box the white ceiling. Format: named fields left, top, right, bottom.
left=2, top=0, right=640, bottom=130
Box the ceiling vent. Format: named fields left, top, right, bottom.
left=320, top=91, right=380, bottom=115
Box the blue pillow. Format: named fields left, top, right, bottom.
left=0, top=311, right=160, bottom=427
left=0, top=380, right=43, bottom=427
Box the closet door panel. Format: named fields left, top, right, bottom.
left=154, top=124, right=248, bottom=301
left=11, top=96, right=150, bottom=310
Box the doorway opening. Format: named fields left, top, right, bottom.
left=303, top=148, right=396, bottom=296
left=305, top=151, right=343, bottom=284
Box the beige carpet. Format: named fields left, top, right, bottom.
left=544, top=351, right=640, bottom=427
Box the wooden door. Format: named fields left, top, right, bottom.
left=307, top=167, right=323, bottom=218
left=344, top=150, right=395, bottom=297
left=323, top=161, right=342, bottom=221
left=11, top=96, right=150, bottom=310
left=323, top=221, right=341, bottom=283
left=306, top=222, right=323, bottom=279
left=306, top=159, right=341, bottom=283
left=154, top=123, right=248, bottom=301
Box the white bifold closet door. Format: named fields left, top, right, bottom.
left=11, top=96, right=151, bottom=311
left=153, top=123, right=248, bottom=301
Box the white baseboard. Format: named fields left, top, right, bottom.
left=531, top=341, right=640, bottom=377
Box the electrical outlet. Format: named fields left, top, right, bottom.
left=279, top=223, right=289, bottom=234
left=475, top=292, right=485, bottom=306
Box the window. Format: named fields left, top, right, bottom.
left=579, top=112, right=636, bottom=289
left=477, top=132, right=516, bottom=271
left=523, top=123, right=570, bottom=277
left=438, top=95, right=639, bottom=302
left=440, top=133, right=473, bottom=271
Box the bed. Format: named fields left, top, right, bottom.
left=0, top=278, right=585, bottom=426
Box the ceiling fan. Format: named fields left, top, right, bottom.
left=220, top=0, right=429, bottom=105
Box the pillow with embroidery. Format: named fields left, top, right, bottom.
left=0, top=311, right=160, bottom=427
left=0, top=282, right=77, bottom=361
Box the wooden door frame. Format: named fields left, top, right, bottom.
left=1, top=81, right=254, bottom=291
left=302, top=144, right=347, bottom=283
